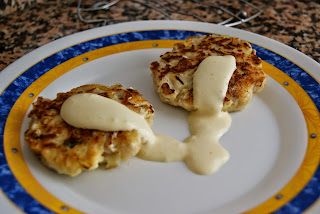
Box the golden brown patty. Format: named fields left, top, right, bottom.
left=25, top=84, right=154, bottom=176
left=151, top=34, right=267, bottom=112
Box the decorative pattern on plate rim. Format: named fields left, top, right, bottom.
left=0, top=30, right=319, bottom=214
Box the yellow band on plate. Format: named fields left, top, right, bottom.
left=4, top=40, right=320, bottom=214
left=244, top=61, right=320, bottom=213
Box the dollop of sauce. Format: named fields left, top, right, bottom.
left=138, top=55, right=236, bottom=175
left=60, top=93, right=155, bottom=144
left=61, top=55, right=236, bottom=175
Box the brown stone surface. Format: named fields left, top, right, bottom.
left=1, top=0, right=319, bottom=72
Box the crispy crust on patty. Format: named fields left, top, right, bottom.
left=151, top=34, right=267, bottom=111
left=25, top=84, right=154, bottom=176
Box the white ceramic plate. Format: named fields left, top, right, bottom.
left=0, top=21, right=319, bottom=214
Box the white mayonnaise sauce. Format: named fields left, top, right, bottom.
left=60, top=55, right=236, bottom=175
left=138, top=55, right=236, bottom=175
left=60, top=93, right=155, bottom=144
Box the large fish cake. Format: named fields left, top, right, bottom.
left=151, top=34, right=267, bottom=112
left=25, top=84, right=154, bottom=176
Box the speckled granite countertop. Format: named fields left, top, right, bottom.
left=0, top=0, right=319, bottom=72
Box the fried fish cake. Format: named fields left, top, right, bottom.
left=25, top=84, right=154, bottom=176
left=151, top=34, right=267, bottom=112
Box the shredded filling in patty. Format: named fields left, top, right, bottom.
left=25, top=84, right=154, bottom=176
left=151, top=34, right=267, bottom=112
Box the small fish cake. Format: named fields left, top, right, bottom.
left=151, top=34, right=267, bottom=112
left=25, top=84, right=154, bottom=176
